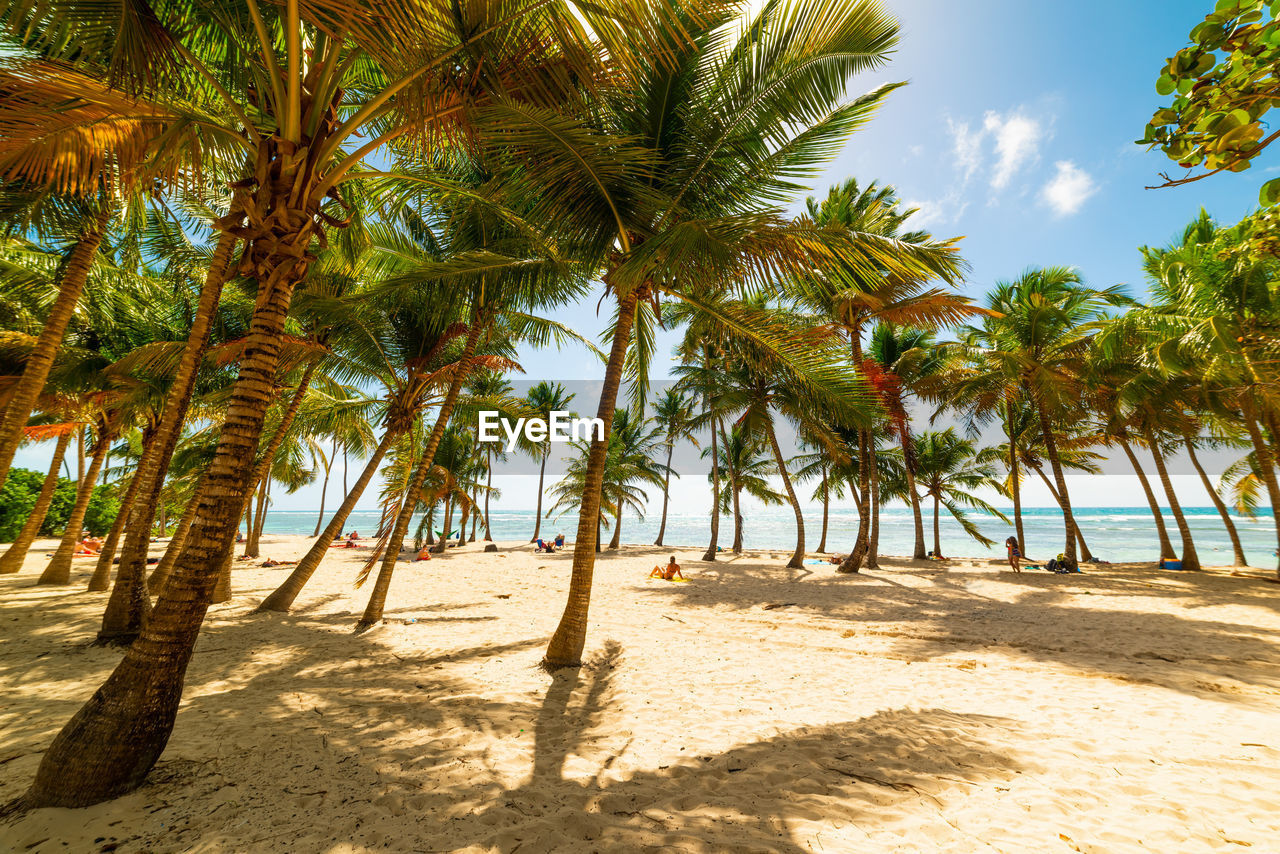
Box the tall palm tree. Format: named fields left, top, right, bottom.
left=524, top=381, right=576, bottom=543
left=651, top=387, right=696, bottom=546
left=790, top=179, right=969, bottom=573
left=14, top=0, right=672, bottom=807
left=713, top=424, right=784, bottom=553
left=912, top=429, right=1008, bottom=558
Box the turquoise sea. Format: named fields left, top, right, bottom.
left=259, top=505, right=1278, bottom=566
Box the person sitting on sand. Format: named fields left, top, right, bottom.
left=555, top=533, right=565, bottom=549
left=1005, top=535, right=1022, bottom=573
left=414, top=545, right=432, bottom=561
left=260, top=558, right=296, bottom=567
left=826, top=555, right=843, bottom=565
left=534, top=538, right=553, bottom=553
left=649, top=556, right=684, bottom=580
left=74, top=532, right=102, bottom=555
left=348, top=531, right=360, bottom=540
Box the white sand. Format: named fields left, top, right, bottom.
left=2, top=534, right=1280, bottom=852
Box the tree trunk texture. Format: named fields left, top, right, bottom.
left=1184, top=436, right=1247, bottom=567
left=38, top=431, right=109, bottom=585
left=731, top=478, right=744, bottom=555
left=1241, top=394, right=1280, bottom=577
left=902, top=433, right=927, bottom=560
left=312, top=438, right=333, bottom=537
left=543, top=290, right=639, bottom=668
left=258, top=429, right=396, bottom=612
left=933, top=494, right=942, bottom=557
left=1032, top=464, right=1094, bottom=560
left=1006, top=399, right=1027, bottom=560
left=483, top=452, right=493, bottom=540
left=358, top=322, right=483, bottom=630
left=1119, top=435, right=1176, bottom=560
left=654, top=442, right=674, bottom=546
left=765, top=421, right=805, bottom=569
left=0, top=430, right=72, bottom=574
left=0, top=210, right=110, bottom=490
left=701, top=413, right=722, bottom=562
left=24, top=150, right=330, bottom=806
left=109, top=226, right=240, bottom=618
left=1034, top=394, right=1080, bottom=570
left=867, top=458, right=880, bottom=569
left=1143, top=427, right=1200, bottom=572
left=816, top=464, right=828, bottom=553
left=147, top=487, right=199, bottom=594
left=608, top=504, right=622, bottom=550
left=87, top=460, right=147, bottom=592
left=532, top=451, right=548, bottom=542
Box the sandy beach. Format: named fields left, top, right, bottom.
left=2, top=534, right=1279, bottom=852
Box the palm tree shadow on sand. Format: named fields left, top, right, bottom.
left=434, top=640, right=1026, bottom=851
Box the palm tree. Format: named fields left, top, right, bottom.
left=14, top=0, right=663, bottom=805
left=714, top=424, right=784, bottom=553
left=466, top=370, right=515, bottom=541
left=912, top=429, right=1008, bottom=558
left=524, top=381, right=576, bottom=543
left=651, top=387, right=696, bottom=546
left=512, top=0, right=960, bottom=667
left=790, top=179, right=969, bottom=573
left=0, top=424, right=75, bottom=573
left=946, top=268, right=1127, bottom=572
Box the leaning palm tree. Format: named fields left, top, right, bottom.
left=13, top=0, right=686, bottom=807
left=651, top=387, right=697, bottom=546
left=912, top=429, right=1008, bottom=558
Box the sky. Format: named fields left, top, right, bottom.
left=12, top=0, right=1269, bottom=516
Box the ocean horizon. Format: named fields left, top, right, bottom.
left=256, top=505, right=1277, bottom=565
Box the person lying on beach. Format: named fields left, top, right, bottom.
left=827, top=555, right=842, bottom=565
left=328, top=539, right=361, bottom=549
left=74, top=534, right=102, bottom=555
left=1005, top=535, right=1022, bottom=573
left=414, top=546, right=432, bottom=561
left=534, top=538, right=556, bottom=553
left=649, top=557, right=684, bottom=580
left=260, top=558, right=296, bottom=567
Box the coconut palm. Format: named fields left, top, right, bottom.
left=713, top=424, right=784, bottom=553
left=912, top=429, right=1008, bottom=558
left=651, top=387, right=697, bottom=546
left=789, top=178, right=969, bottom=573
left=524, top=381, right=576, bottom=543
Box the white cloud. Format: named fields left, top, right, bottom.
left=948, top=119, right=984, bottom=185
left=1041, top=161, right=1098, bottom=217
left=903, top=191, right=968, bottom=231
left=983, top=110, right=1042, bottom=190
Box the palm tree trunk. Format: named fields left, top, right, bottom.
left=1241, top=394, right=1280, bottom=577
left=901, top=433, right=927, bottom=560
left=1005, top=399, right=1027, bottom=560
left=358, top=322, right=483, bottom=630
left=242, top=494, right=256, bottom=558
left=1033, top=393, right=1079, bottom=570
left=1144, top=427, right=1200, bottom=572
left=312, top=439, right=333, bottom=537
left=1118, top=435, right=1176, bottom=560
left=532, top=450, right=548, bottom=542
left=1032, top=464, right=1093, bottom=560
left=867, top=459, right=880, bottom=569
left=608, top=505, right=622, bottom=549
left=147, top=487, right=199, bottom=594
left=457, top=501, right=469, bottom=548
left=654, top=443, right=674, bottom=546
left=0, top=210, right=110, bottom=490
left=1183, top=436, right=1247, bottom=566
left=244, top=481, right=267, bottom=557
left=0, top=430, right=72, bottom=574
left=258, top=428, right=396, bottom=611
left=76, top=428, right=85, bottom=492
left=23, top=152, right=329, bottom=805
left=933, top=494, right=942, bottom=557
left=544, top=289, right=639, bottom=668
left=38, top=431, right=109, bottom=585
left=816, top=463, right=828, bottom=553
left=435, top=492, right=454, bottom=554
left=87, top=460, right=148, bottom=592
left=109, top=226, right=240, bottom=613
left=846, top=429, right=872, bottom=569
left=700, top=400, right=721, bottom=561
left=483, top=450, right=493, bottom=540
left=764, top=420, right=805, bottom=569
left=731, top=479, right=744, bottom=554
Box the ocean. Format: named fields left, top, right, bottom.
left=257, top=505, right=1278, bottom=565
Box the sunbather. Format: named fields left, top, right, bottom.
left=649, top=556, right=684, bottom=580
